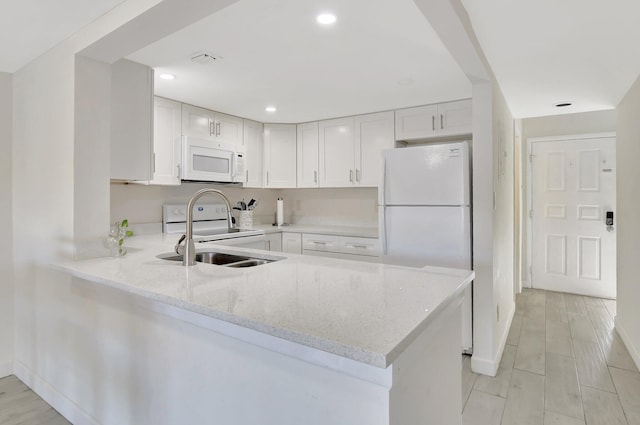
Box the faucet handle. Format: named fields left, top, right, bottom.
left=175, top=234, right=186, bottom=255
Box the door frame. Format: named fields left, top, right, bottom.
left=525, top=132, right=616, bottom=290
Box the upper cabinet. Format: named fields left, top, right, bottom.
left=263, top=124, right=297, bottom=188
left=243, top=119, right=263, bottom=188
left=318, top=112, right=394, bottom=188
left=110, top=59, right=153, bottom=181
left=150, top=96, right=182, bottom=185
left=319, top=117, right=355, bottom=187
left=395, top=99, right=472, bottom=141
left=181, top=103, right=243, bottom=148
left=355, top=111, right=394, bottom=187
left=297, top=122, right=319, bottom=188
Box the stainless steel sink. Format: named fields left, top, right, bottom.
left=158, top=250, right=282, bottom=268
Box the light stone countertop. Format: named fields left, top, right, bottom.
left=54, top=233, right=473, bottom=368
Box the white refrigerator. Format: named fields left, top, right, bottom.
left=379, top=142, right=473, bottom=353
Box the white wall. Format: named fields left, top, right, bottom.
left=520, top=110, right=617, bottom=285
left=615, top=75, right=640, bottom=369
left=0, top=72, right=13, bottom=377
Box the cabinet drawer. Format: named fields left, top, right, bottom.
left=339, top=236, right=380, bottom=257
left=302, top=233, right=340, bottom=252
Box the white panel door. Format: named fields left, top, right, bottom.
left=319, top=117, right=355, bottom=187
left=297, top=122, right=319, bottom=188
left=263, top=124, right=296, bottom=188
left=531, top=136, right=616, bottom=298
left=242, top=119, right=263, bottom=188
left=382, top=143, right=470, bottom=206
left=151, top=96, right=181, bottom=185
left=355, top=111, right=395, bottom=187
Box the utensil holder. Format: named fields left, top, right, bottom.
left=239, top=210, right=254, bottom=229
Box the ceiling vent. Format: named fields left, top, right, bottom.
left=191, top=53, right=219, bottom=65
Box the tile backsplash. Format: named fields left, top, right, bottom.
left=110, top=184, right=378, bottom=230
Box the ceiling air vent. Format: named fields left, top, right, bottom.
left=191, top=53, right=219, bottom=65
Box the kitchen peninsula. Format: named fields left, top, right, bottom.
left=54, top=233, right=473, bottom=425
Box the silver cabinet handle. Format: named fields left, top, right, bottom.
left=246, top=170, right=249, bottom=182
left=266, top=171, right=270, bottom=185
left=349, top=169, right=354, bottom=183
left=216, top=121, right=221, bottom=136
left=314, top=170, right=318, bottom=183
left=432, top=115, right=435, bottom=131
left=356, top=169, right=360, bottom=182
left=350, top=244, right=368, bottom=249
left=209, top=120, right=214, bottom=136
left=312, top=241, right=327, bottom=245
left=440, top=114, right=443, bottom=130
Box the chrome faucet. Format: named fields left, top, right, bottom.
left=177, top=188, right=235, bottom=266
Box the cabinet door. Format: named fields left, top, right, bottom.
left=355, top=111, right=394, bottom=187
left=110, top=59, right=153, bottom=181
left=214, top=111, right=244, bottom=147
left=182, top=104, right=215, bottom=141
left=243, top=119, right=263, bottom=188
left=437, top=99, right=472, bottom=137
left=282, top=232, right=302, bottom=254
left=319, top=117, right=355, bottom=187
left=264, top=124, right=297, bottom=188
left=265, top=233, right=283, bottom=252
left=150, top=97, right=181, bottom=185
left=297, top=122, right=319, bottom=188
left=394, top=104, right=438, bottom=141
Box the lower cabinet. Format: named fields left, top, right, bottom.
left=301, top=233, right=380, bottom=262
left=282, top=232, right=302, bottom=254
left=265, top=233, right=282, bottom=252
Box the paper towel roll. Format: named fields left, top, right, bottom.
left=276, top=198, right=284, bottom=226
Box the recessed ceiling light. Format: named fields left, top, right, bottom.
left=265, top=106, right=277, bottom=113
left=554, top=101, right=572, bottom=108
left=316, top=13, right=337, bottom=25
left=159, top=73, right=176, bottom=80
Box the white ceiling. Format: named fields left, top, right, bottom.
left=461, top=0, right=640, bottom=118
left=4, top=0, right=640, bottom=121
left=0, top=0, right=126, bottom=73
left=127, top=0, right=472, bottom=123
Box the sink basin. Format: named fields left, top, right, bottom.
left=158, top=250, right=282, bottom=268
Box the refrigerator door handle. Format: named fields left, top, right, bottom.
left=381, top=207, right=388, bottom=255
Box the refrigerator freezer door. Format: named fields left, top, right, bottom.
left=381, top=142, right=470, bottom=206
left=381, top=205, right=471, bottom=269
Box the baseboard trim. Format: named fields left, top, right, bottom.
left=0, top=360, right=13, bottom=378
left=615, top=317, right=640, bottom=372
left=471, top=302, right=515, bottom=377
left=14, top=361, right=99, bottom=425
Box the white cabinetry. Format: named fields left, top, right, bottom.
left=265, top=233, right=283, bottom=252
left=181, top=103, right=243, bottom=147
left=297, top=122, right=319, bottom=188
left=110, top=59, right=153, bottom=181
left=263, top=124, right=297, bottom=188
left=302, top=233, right=379, bottom=262
left=282, top=232, right=303, bottom=254
left=355, top=111, right=395, bottom=187
left=395, top=99, right=471, bottom=141
left=318, top=112, right=394, bottom=188
left=149, top=96, right=181, bottom=185
left=319, top=117, right=355, bottom=187
left=242, top=119, right=263, bottom=188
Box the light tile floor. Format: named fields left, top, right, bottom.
left=462, top=288, right=640, bottom=425
left=0, top=375, right=70, bottom=424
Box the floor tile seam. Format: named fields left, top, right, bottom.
left=570, top=327, right=620, bottom=392
left=470, top=386, right=507, bottom=400
left=608, top=364, right=640, bottom=375
left=579, top=384, right=629, bottom=425
left=512, top=364, right=546, bottom=377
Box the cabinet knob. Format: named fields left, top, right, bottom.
left=349, top=169, right=354, bottom=183
left=432, top=115, right=435, bottom=131
left=440, top=114, right=444, bottom=130
left=314, top=170, right=318, bottom=183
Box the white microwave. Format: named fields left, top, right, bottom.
left=181, top=136, right=245, bottom=183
